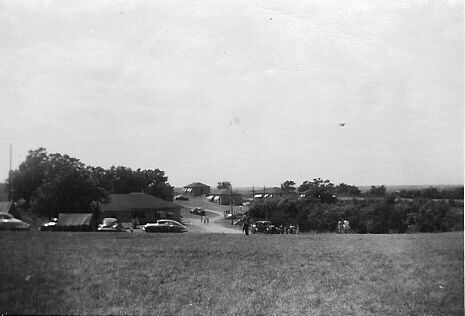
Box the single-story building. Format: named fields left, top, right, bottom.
left=100, top=193, right=182, bottom=224
left=211, top=189, right=242, bottom=206
left=184, top=182, right=211, bottom=197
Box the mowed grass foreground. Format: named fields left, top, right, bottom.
left=0, top=232, right=463, bottom=315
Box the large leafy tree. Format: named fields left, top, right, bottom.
left=140, top=168, right=174, bottom=201
left=34, top=153, right=108, bottom=216
left=298, top=178, right=336, bottom=203
left=298, top=178, right=335, bottom=193
left=367, top=185, right=386, bottom=197
left=9, top=148, right=175, bottom=217
left=101, top=166, right=174, bottom=200
left=10, top=149, right=107, bottom=216
left=8, top=148, right=49, bottom=205
left=335, top=183, right=361, bottom=195
left=217, top=181, right=231, bottom=190
left=280, top=180, right=296, bottom=193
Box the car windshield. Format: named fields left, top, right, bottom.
left=103, top=218, right=117, bottom=226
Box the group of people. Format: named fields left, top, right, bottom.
left=337, top=219, right=350, bottom=233
left=200, top=215, right=210, bottom=224
left=280, top=224, right=299, bottom=234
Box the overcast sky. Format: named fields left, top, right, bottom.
left=0, top=0, right=463, bottom=188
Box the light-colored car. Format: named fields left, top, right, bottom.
left=97, top=218, right=123, bottom=232
left=0, top=212, right=30, bottom=231
left=143, top=219, right=187, bottom=233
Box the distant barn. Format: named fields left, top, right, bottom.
left=211, top=189, right=242, bottom=206
left=184, top=182, right=210, bottom=197
left=100, top=193, right=182, bottom=224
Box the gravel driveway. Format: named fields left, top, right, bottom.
left=181, top=208, right=242, bottom=234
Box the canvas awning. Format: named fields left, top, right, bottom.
left=56, top=213, right=93, bottom=227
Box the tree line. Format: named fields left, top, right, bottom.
left=248, top=178, right=463, bottom=233
left=6, top=148, right=174, bottom=217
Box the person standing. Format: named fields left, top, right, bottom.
left=343, top=219, right=350, bottom=233
left=242, top=213, right=250, bottom=236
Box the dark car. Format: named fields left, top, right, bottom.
left=190, top=207, right=206, bottom=216
left=143, top=219, right=187, bottom=233
left=174, top=195, right=189, bottom=200
left=39, top=217, right=58, bottom=231
left=251, top=221, right=282, bottom=234
left=97, top=218, right=123, bottom=232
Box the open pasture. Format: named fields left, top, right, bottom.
left=0, top=231, right=463, bottom=315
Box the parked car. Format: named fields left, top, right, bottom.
left=97, top=218, right=123, bottom=232
left=39, top=217, right=57, bottom=231
left=251, top=221, right=282, bottom=234
left=143, top=219, right=187, bottom=233
left=286, top=225, right=297, bottom=234
left=0, top=212, right=30, bottom=231
left=190, top=207, right=206, bottom=216
left=174, top=195, right=189, bottom=201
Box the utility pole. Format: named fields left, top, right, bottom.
left=230, top=183, right=234, bottom=225
left=8, top=144, right=12, bottom=202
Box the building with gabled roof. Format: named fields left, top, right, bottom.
left=183, top=182, right=210, bottom=197
left=100, top=193, right=181, bottom=224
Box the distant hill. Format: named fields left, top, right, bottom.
left=358, top=184, right=464, bottom=193
left=0, top=183, right=8, bottom=201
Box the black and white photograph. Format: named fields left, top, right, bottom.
left=0, top=0, right=463, bottom=314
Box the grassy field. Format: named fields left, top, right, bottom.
left=0, top=231, right=463, bottom=315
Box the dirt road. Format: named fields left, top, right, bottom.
left=181, top=208, right=242, bottom=234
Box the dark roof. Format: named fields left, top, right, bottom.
left=184, top=182, right=210, bottom=188
left=56, top=213, right=93, bottom=227
left=101, top=193, right=180, bottom=212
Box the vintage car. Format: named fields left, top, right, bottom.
left=251, top=221, right=282, bottom=234
left=97, top=218, right=123, bottom=232
left=190, top=207, right=206, bottom=216
left=0, top=212, right=30, bottom=231
left=39, top=217, right=58, bottom=231
left=143, top=219, right=187, bottom=233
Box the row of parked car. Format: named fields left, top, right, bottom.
left=0, top=212, right=187, bottom=233
left=39, top=217, right=188, bottom=233
left=249, top=221, right=298, bottom=234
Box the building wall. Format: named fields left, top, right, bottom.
left=219, top=194, right=242, bottom=205
left=186, top=186, right=211, bottom=197
left=101, top=207, right=181, bottom=224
